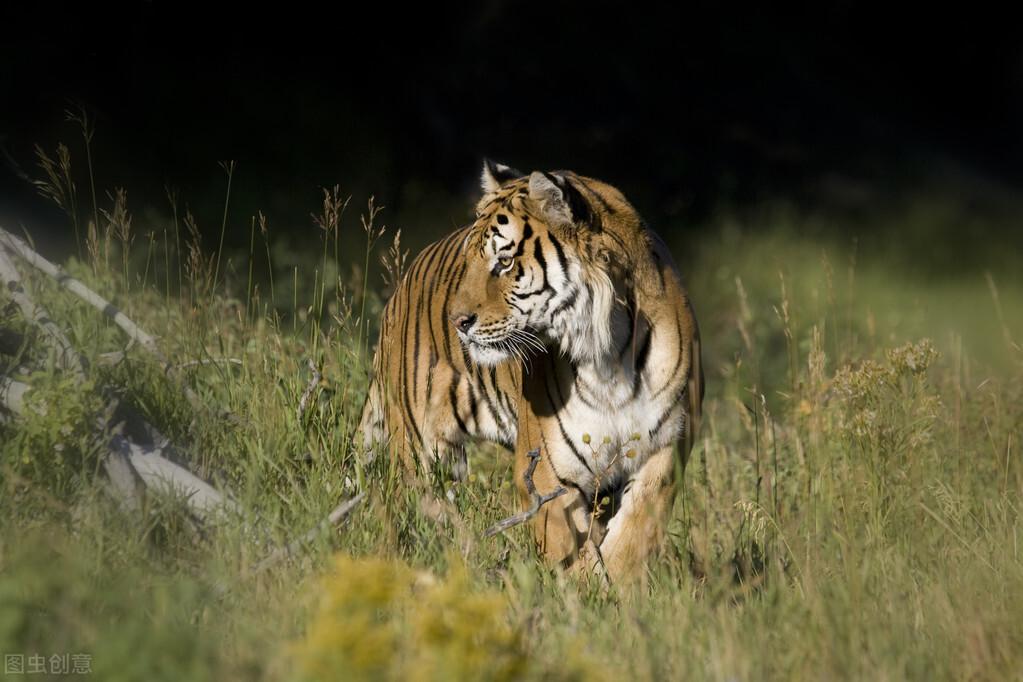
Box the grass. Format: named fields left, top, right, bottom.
left=1, top=155, right=1022, bottom=680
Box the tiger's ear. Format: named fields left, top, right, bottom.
left=481, top=159, right=524, bottom=194
left=528, top=171, right=592, bottom=229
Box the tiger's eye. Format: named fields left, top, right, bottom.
left=498, top=256, right=513, bottom=269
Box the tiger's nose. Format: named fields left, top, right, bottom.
left=450, top=312, right=477, bottom=333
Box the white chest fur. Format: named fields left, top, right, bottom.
left=546, top=323, right=686, bottom=494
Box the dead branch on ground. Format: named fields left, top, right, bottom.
left=251, top=493, right=366, bottom=574
left=0, top=225, right=363, bottom=576
left=0, top=231, right=232, bottom=519
left=0, top=227, right=218, bottom=414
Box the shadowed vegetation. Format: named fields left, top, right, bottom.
left=1, top=146, right=1022, bottom=680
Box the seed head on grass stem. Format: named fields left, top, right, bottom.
left=32, top=143, right=80, bottom=251
left=101, top=188, right=132, bottom=291
left=357, top=198, right=389, bottom=362
left=311, top=185, right=351, bottom=332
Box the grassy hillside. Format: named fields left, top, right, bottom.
left=1, top=181, right=1021, bottom=680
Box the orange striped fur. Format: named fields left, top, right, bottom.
left=360, top=162, right=703, bottom=583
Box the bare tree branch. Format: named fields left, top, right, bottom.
left=101, top=443, right=145, bottom=514
left=0, top=367, right=233, bottom=519
left=0, top=376, right=147, bottom=512
left=0, top=377, right=30, bottom=415
left=0, top=239, right=233, bottom=520
left=0, top=246, right=84, bottom=376
left=252, top=492, right=365, bottom=574
left=0, top=226, right=351, bottom=578
left=174, top=358, right=243, bottom=371
left=0, top=227, right=210, bottom=413
left=0, top=228, right=159, bottom=348
left=110, top=432, right=233, bottom=517
left=484, top=448, right=567, bottom=537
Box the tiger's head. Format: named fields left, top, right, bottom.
left=449, top=160, right=648, bottom=367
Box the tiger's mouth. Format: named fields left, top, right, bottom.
left=461, top=336, right=513, bottom=366
left=458, top=326, right=545, bottom=367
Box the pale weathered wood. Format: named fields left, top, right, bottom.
left=0, top=246, right=84, bottom=376
left=0, top=377, right=31, bottom=415
left=110, top=433, right=234, bottom=516
left=0, top=227, right=210, bottom=413
left=0, top=226, right=358, bottom=570
left=0, top=228, right=160, bottom=350
left=0, top=233, right=232, bottom=519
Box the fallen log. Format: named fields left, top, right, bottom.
left=1, top=226, right=359, bottom=571
left=0, top=232, right=231, bottom=519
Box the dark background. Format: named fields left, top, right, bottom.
left=2, top=2, right=1022, bottom=260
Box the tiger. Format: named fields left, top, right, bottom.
left=359, top=160, right=703, bottom=583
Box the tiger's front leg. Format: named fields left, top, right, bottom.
left=508, top=442, right=600, bottom=570
left=595, top=446, right=679, bottom=586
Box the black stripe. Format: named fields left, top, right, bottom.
left=575, top=177, right=614, bottom=214
left=442, top=260, right=469, bottom=364
left=448, top=383, right=469, bottom=435
left=436, top=246, right=461, bottom=362
left=399, top=292, right=424, bottom=447
left=466, top=378, right=479, bottom=429
left=570, top=358, right=602, bottom=409
left=420, top=238, right=450, bottom=369
left=547, top=233, right=569, bottom=275
left=533, top=239, right=550, bottom=290
left=617, top=309, right=637, bottom=360
left=538, top=430, right=586, bottom=496
left=511, top=240, right=554, bottom=300
left=634, top=321, right=653, bottom=373
left=478, top=364, right=508, bottom=432
left=511, top=289, right=550, bottom=301
left=399, top=258, right=422, bottom=435
left=411, top=296, right=423, bottom=404
left=489, top=365, right=505, bottom=416
left=650, top=394, right=682, bottom=439
left=652, top=249, right=666, bottom=291
left=437, top=229, right=468, bottom=283
left=421, top=236, right=458, bottom=386
left=404, top=240, right=432, bottom=287
left=460, top=341, right=473, bottom=375
left=545, top=368, right=593, bottom=475
left=603, top=230, right=629, bottom=253
left=511, top=231, right=530, bottom=259
left=494, top=365, right=516, bottom=421
left=631, top=324, right=653, bottom=397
